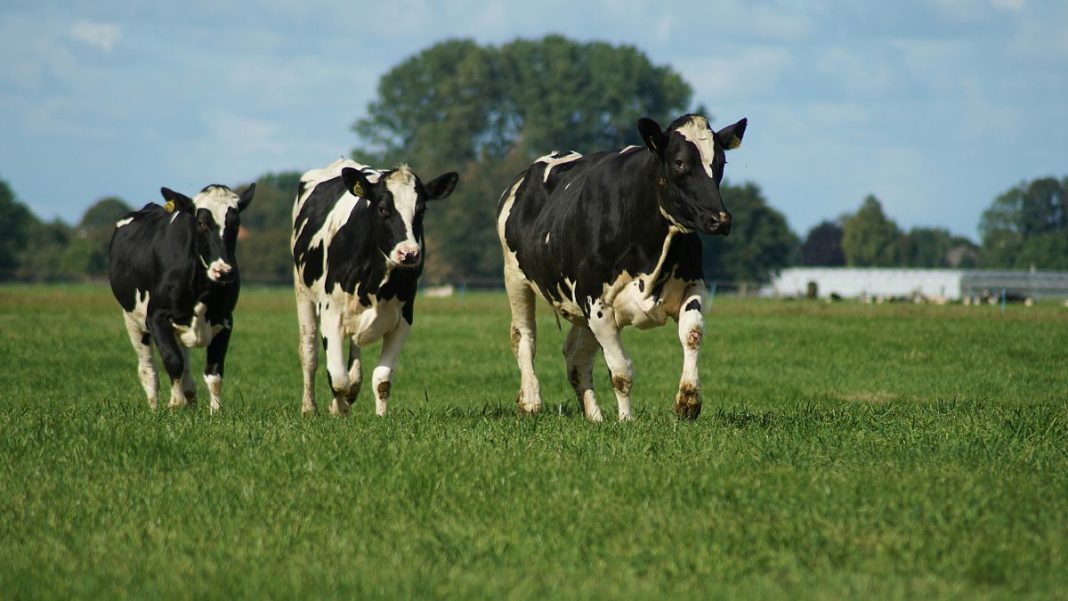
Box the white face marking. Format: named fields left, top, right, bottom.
left=382, top=166, right=422, bottom=266
left=206, top=258, right=232, bottom=282
left=193, top=186, right=240, bottom=240
left=535, top=151, right=583, bottom=182
left=115, top=217, right=134, bottom=228
left=675, top=115, right=716, bottom=179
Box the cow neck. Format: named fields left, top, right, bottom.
left=640, top=155, right=682, bottom=300
left=601, top=155, right=681, bottom=306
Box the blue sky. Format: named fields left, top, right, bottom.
left=1, top=0, right=1065, bottom=240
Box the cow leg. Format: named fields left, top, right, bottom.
left=296, top=295, right=319, bottom=415
left=320, top=311, right=351, bottom=417
left=505, top=274, right=542, bottom=414
left=204, top=321, right=232, bottom=414
left=674, top=286, right=705, bottom=420
left=346, top=339, right=363, bottom=406
left=372, top=320, right=410, bottom=417
left=148, top=315, right=189, bottom=408
left=179, top=345, right=197, bottom=407
left=587, top=303, right=634, bottom=422
left=562, top=324, right=603, bottom=422
left=123, top=312, right=158, bottom=409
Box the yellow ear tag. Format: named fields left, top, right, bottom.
left=352, top=182, right=365, bottom=197
left=727, top=137, right=742, bottom=150
left=658, top=176, right=667, bottom=187
left=164, top=200, right=176, bottom=213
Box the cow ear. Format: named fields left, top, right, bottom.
left=425, top=172, right=458, bottom=201
left=160, top=187, right=194, bottom=213
left=341, top=167, right=378, bottom=205
left=716, top=117, right=748, bottom=150
left=637, top=118, right=667, bottom=158
left=238, top=183, right=255, bottom=212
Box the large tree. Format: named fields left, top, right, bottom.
left=702, top=182, right=798, bottom=283
left=351, top=36, right=695, bottom=281
left=842, top=195, right=902, bottom=267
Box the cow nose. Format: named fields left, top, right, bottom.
left=397, top=249, right=420, bottom=265
left=705, top=211, right=732, bottom=236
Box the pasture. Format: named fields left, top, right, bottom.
left=1, top=284, right=1066, bottom=599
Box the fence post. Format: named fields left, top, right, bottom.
left=1001, top=287, right=1006, bottom=314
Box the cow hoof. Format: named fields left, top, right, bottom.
left=618, top=411, right=634, bottom=422
left=516, top=391, right=542, bottom=415
left=585, top=407, right=605, bottom=423
left=673, top=401, right=702, bottom=420
left=329, top=399, right=351, bottom=417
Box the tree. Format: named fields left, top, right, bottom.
left=842, top=195, right=902, bottom=267
left=979, top=176, right=1068, bottom=268
left=351, top=36, right=695, bottom=281
left=236, top=172, right=301, bottom=284
left=0, top=176, right=36, bottom=280
left=702, top=182, right=798, bottom=283
left=801, top=220, right=845, bottom=266
left=61, top=196, right=133, bottom=279
left=901, top=226, right=954, bottom=268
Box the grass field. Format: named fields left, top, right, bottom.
left=1, top=284, right=1067, bottom=599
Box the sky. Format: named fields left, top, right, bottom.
left=1, top=0, right=1065, bottom=240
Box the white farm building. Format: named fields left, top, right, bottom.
left=767, top=268, right=1068, bottom=302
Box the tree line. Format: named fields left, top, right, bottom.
left=1, top=36, right=1065, bottom=284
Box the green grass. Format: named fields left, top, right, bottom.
left=1, top=284, right=1066, bottom=600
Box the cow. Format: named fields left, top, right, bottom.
left=291, top=159, right=458, bottom=416
left=109, top=183, right=255, bottom=413
left=496, top=113, right=747, bottom=421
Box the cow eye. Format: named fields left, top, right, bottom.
left=377, top=205, right=391, bottom=219
left=673, top=159, right=687, bottom=172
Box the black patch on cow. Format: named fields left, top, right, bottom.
left=638, top=280, right=645, bottom=292
left=597, top=311, right=603, bottom=319
left=685, top=299, right=701, bottom=312
left=500, top=147, right=705, bottom=319
left=141, top=333, right=151, bottom=345
left=322, top=337, right=328, bottom=351
left=326, top=370, right=333, bottom=390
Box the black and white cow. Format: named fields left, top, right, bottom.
left=497, top=113, right=747, bottom=421
left=292, top=159, right=458, bottom=416
left=109, top=183, right=254, bottom=412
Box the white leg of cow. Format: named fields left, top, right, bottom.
left=675, top=286, right=705, bottom=419
left=295, top=294, right=319, bottom=415
left=346, top=339, right=363, bottom=406
left=505, top=273, right=542, bottom=414
left=321, top=310, right=351, bottom=417
left=563, top=324, right=603, bottom=422
left=179, top=345, right=197, bottom=406
left=123, top=313, right=158, bottom=409
left=372, top=320, right=410, bottom=417
left=587, top=302, right=634, bottom=422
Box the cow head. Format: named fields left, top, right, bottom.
left=638, top=114, right=747, bottom=236
left=340, top=166, right=458, bottom=269
left=160, top=183, right=255, bottom=284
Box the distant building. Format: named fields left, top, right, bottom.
left=767, top=268, right=1068, bottom=301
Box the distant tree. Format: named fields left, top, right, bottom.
left=0, top=177, right=35, bottom=280
left=238, top=173, right=301, bottom=283
left=16, top=218, right=71, bottom=281
left=801, top=220, right=845, bottom=266
left=979, top=176, right=1068, bottom=268
left=78, top=196, right=131, bottom=230
left=702, top=182, right=798, bottom=283
left=842, top=195, right=902, bottom=266
left=901, top=226, right=955, bottom=268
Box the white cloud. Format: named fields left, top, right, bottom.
left=70, top=20, right=121, bottom=51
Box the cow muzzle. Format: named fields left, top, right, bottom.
left=205, top=258, right=234, bottom=283
left=703, top=211, right=732, bottom=236
left=392, top=243, right=421, bottom=268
